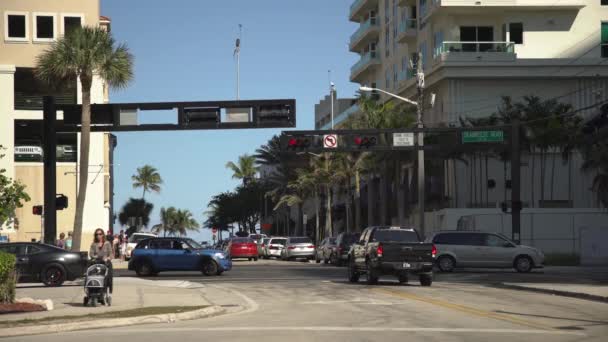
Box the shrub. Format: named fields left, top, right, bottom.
left=0, top=251, right=17, bottom=304
left=544, top=253, right=580, bottom=266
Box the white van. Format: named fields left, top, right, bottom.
left=125, top=232, right=157, bottom=260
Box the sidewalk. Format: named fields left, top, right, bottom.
left=501, top=282, right=608, bottom=302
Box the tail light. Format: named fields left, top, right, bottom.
left=307, top=245, right=315, bottom=249
left=288, top=246, right=296, bottom=250
left=377, top=244, right=383, bottom=258
left=338, top=247, right=343, bottom=253
left=432, top=244, right=437, bottom=258
left=269, top=246, right=277, bottom=250
left=262, top=244, right=265, bottom=248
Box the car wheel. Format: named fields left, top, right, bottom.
left=347, top=259, right=359, bottom=283
left=398, top=273, right=409, bottom=284
left=437, top=255, right=456, bottom=272
left=41, top=263, right=66, bottom=287
left=419, top=274, right=433, bottom=287
left=514, top=256, right=533, bottom=273
left=202, top=260, right=219, bottom=276
left=135, top=261, right=153, bottom=277
left=254, top=257, right=258, bottom=261
left=366, top=262, right=379, bottom=285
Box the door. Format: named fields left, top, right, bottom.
left=149, top=239, right=172, bottom=270
left=482, top=234, right=515, bottom=267
left=173, top=240, right=199, bottom=270
left=445, top=233, right=485, bottom=267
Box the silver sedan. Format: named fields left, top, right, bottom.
left=281, top=237, right=315, bottom=261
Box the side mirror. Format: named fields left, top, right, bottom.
left=503, top=242, right=514, bottom=248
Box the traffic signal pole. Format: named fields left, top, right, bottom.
left=510, top=118, right=521, bottom=244
left=43, top=96, right=57, bottom=245
left=416, top=52, right=426, bottom=238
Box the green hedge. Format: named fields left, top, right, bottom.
left=0, top=251, right=17, bottom=304
left=544, top=253, right=581, bottom=266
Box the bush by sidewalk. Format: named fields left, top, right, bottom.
left=544, top=253, right=580, bottom=266
left=0, top=251, right=17, bottom=304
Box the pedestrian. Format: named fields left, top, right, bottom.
left=65, top=231, right=73, bottom=250
left=112, top=234, right=120, bottom=259
left=56, top=233, right=66, bottom=249
left=119, top=230, right=127, bottom=260
left=89, top=228, right=113, bottom=293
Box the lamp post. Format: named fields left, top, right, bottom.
left=358, top=86, right=426, bottom=237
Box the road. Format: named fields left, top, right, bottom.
left=9, top=260, right=608, bottom=342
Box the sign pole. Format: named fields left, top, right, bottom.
left=43, top=96, right=57, bottom=245
left=511, top=118, right=521, bottom=244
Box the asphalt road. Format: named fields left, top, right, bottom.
left=10, top=260, right=608, bottom=342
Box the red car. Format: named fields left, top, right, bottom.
left=229, top=238, right=259, bottom=261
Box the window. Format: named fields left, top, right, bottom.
left=61, top=14, right=83, bottom=35
left=385, top=68, right=391, bottom=88
left=509, top=23, right=523, bottom=44
left=433, top=30, right=444, bottom=58
left=385, top=26, right=390, bottom=57
left=371, top=229, right=420, bottom=243
left=419, top=41, right=427, bottom=69
left=484, top=234, right=509, bottom=247
left=602, top=22, right=608, bottom=58
left=5, top=12, right=28, bottom=41
left=26, top=245, right=42, bottom=255
left=0, top=245, right=26, bottom=255
left=150, top=240, right=172, bottom=249
left=460, top=26, right=494, bottom=52
left=33, top=13, right=56, bottom=42
left=434, top=233, right=483, bottom=246
left=289, top=237, right=311, bottom=244
left=603, top=0, right=608, bottom=5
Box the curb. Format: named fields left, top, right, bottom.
left=498, top=283, right=608, bottom=303
left=0, top=305, right=226, bottom=338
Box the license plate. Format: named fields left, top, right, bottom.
left=403, top=262, right=411, bottom=268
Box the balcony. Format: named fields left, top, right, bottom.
left=398, top=0, right=415, bottom=6
left=350, top=51, right=381, bottom=82
left=350, top=17, right=380, bottom=52
left=438, top=41, right=516, bottom=62
left=439, top=0, right=584, bottom=9
left=397, top=19, right=417, bottom=43
left=349, top=0, right=379, bottom=22
left=320, top=104, right=360, bottom=130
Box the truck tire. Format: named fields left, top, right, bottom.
left=419, top=274, right=433, bottom=287
left=437, top=255, right=456, bottom=272
left=366, top=262, right=379, bottom=285
left=347, top=259, right=359, bottom=283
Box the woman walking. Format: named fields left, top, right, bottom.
left=89, top=228, right=114, bottom=293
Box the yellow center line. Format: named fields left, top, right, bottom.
left=374, top=288, right=554, bottom=331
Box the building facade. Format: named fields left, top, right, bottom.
left=0, top=0, right=115, bottom=250
left=348, top=0, right=608, bottom=212
left=315, top=92, right=357, bottom=130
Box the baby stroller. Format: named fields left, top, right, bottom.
left=83, top=261, right=112, bottom=307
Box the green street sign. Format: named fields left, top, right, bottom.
left=462, top=130, right=504, bottom=143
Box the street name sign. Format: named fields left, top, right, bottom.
left=393, top=132, right=414, bottom=146
left=462, top=130, right=504, bottom=143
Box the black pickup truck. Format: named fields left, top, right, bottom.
left=347, top=226, right=435, bottom=286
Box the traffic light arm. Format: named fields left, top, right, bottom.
left=360, top=87, right=418, bottom=107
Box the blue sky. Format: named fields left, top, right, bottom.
left=101, top=0, right=359, bottom=242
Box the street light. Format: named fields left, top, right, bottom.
left=359, top=86, right=426, bottom=236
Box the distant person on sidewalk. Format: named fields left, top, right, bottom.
left=56, top=233, right=66, bottom=249
left=89, top=228, right=113, bottom=293
left=119, top=230, right=127, bottom=260
left=113, top=234, right=120, bottom=259
left=65, top=231, right=73, bottom=250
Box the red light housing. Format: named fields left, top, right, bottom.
left=432, top=244, right=437, bottom=258
left=288, top=138, right=297, bottom=147
left=377, top=244, right=383, bottom=258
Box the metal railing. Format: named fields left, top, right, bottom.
left=441, top=41, right=515, bottom=54
left=351, top=51, right=379, bottom=75
left=350, top=17, right=378, bottom=46
left=350, top=0, right=371, bottom=17
left=14, top=92, right=76, bottom=110
left=398, top=19, right=417, bottom=35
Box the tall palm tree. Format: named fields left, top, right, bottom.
left=172, top=209, right=200, bottom=236
left=36, top=26, right=133, bottom=251
left=226, top=154, right=258, bottom=185
left=132, top=165, right=163, bottom=199
left=152, top=207, right=177, bottom=237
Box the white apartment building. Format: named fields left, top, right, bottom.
left=0, top=0, right=115, bottom=249
left=348, top=0, right=608, bottom=210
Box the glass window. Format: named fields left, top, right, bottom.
left=150, top=240, right=172, bottom=249
left=232, top=238, right=253, bottom=243
left=485, top=234, right=508, bottom=247
left=371, top=229, right=420, bottom=243
left=36, top=15, right=54, bottom=39
left=270, top=238, right=286, bottom=246
left=290, top=237, right=312, bottom=244
left=393, top=64, right=397, bottom=85
left=26, top=245, right=42, bottom=255
left=602, top=22, right=608, bottom=58
left=0, top=245, right=27, bottom=255
left=603, top=0, right=608, bottom=5
left=509, top=23, right=523, bottom=44
left=7, top=14, right=27, bottom=39
left=63, top=16, right=81, bottom=35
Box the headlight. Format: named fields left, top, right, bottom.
left=214, top=252, right=226, bottom=259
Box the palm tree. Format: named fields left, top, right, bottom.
left=36, top=26, right=133, bottom=251
left=118, top=198, right=153, bottom=236
left=152, top=207, right=177, bottom=237
left=132, top=165, right=163, bottom=199
left=226, top=154, right=258, bottom=185
left=172, top=209, right=200, bottom=236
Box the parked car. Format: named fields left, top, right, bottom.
left=348, top=226, right=435, bottom=286
left=265, top=237, right=286, bottom=259
left=331, top=232, right=361, bottom=266
left=125, top=232, right=157, bottom=261
left=281, top=237, right=315, bottom=261
left=258, top=238, right=271, bottom=258
left=427, top=231, right=545, bottom=273
left=0, top=242, right=87, bottom=286
left=128, top=237, right=231, bottom=276
left=248, top=234, right=268, bottom=245
left=229, top=237, right=259, bottom=261
left=315, top=237, right=336, bottom=264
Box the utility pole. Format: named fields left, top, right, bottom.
left=510, top=118, right=521, bottom=244
left=416, top=52, right=426, bottom=238
left=43, top=96, right=57, bottom=245
left=329, top=70, right=335, bottom=129
left=234, top=24, right=242, bottom=100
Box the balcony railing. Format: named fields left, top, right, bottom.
left=398, top=19, right=417, bottom=34
left=15, top=92, right=77, bottom=110
left=350, top=17, right=379, bottom=47
left=351, top=51, right=379, bottom=76
left=441, top=41, right=515, bottom=54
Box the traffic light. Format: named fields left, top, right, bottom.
left=56, top=194, right=68, bottom=210
left=33, top=205, right=43, bottom=216
left=286, top=137, right=312, bottom=150
left=353, top=135, right=377, bottom=148
left=183, top=107, right=220, bottom=127
left=257, top=103, right=292, bottom=124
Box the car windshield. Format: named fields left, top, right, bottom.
left=233, top=238, right=253, bottom=243
left=271, top=239, right=286, bottom=245
left=129, top=234, right=154, bottom=243
left=186, top=239, right=203, bottom=249
left=290, top=237, right=311, bottom=244
left=372, top=230, right=420, bottom=243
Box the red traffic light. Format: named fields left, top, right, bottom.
left=354, top=136, right=377, bottom=148
left=33, top=205, right=43, bottom=216
left=287, top=137, right=311, bottom=149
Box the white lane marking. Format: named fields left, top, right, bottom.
left=115, top=326, right=585, bottom=336
left=206, top=284, right=259, bottom=316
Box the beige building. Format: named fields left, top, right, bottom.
left=0, top=0, right=115, bottom=250
left=347, top=0, right=608, bottom=211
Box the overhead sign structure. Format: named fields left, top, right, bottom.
left=393, top=132, right=414, bottom=147
left=323, top=134, right=338, bottom=148
left=462, top=130, right=504, bottom=143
